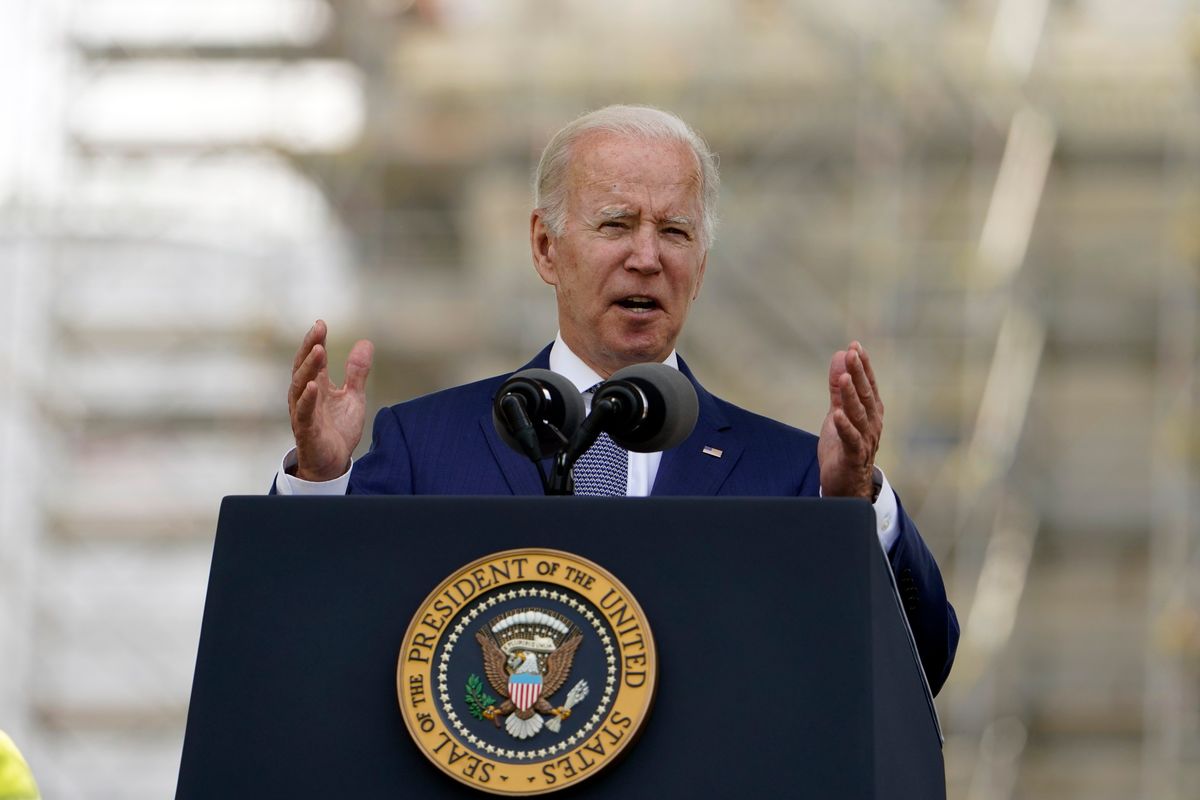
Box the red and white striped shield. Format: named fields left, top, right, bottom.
left=508, top=673, right=543, bottom=713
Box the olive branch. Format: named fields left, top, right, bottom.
left=464, top=673, right=497, bottom=720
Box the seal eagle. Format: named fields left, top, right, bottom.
left=476, top=630, right=582, bottom=739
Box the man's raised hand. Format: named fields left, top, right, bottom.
left=818, top=341, right=884, bottom=499
left=288, top=320, right=374, bottom=482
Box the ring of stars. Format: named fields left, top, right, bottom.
left=436, top=586, right=618, bottom=761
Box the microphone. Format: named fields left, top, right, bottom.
left=555, top=363, right=699, bottom=485
left=491, top=369, right=585, bottom=462
left=590, top=363, right=699, bottom=452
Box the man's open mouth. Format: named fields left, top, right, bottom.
left=616, top=296, right=658, bottom=313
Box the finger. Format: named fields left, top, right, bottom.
left=294, top=380, right=318, bottom=429
left=839, top=373, right=871, bottom=434
left=845, top=348, right=877, bottom=419
left=827, top=350, right=847, bottom=409
left=289, top=343, right=327, bottom=408
left=292, top=319, right=327, bottom=372
left=343, top=339, right=374, bottom=395
left=850, top=341, right=882, bottom=412
left=832, top=409, right=865, bottom=457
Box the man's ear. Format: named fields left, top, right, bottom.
left=530, top=210, right=559, bottom=287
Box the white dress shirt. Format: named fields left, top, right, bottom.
left=275, top=334, right=901, bottom=551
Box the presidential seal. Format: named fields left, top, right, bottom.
left=397, top=549, right=656, bottom=795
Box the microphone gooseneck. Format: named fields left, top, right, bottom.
left=497, top=392, right=541, bottom=463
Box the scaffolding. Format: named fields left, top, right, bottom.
left=0, top=1, right=1196, bottom=797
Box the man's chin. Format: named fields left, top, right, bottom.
left=566, top=324, right=677, bottom=375
left=601, top=338, right=674, bottom=371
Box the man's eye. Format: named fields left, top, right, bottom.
left=600, top=221, right=627, bottom=230
left=663, top=227, right=690, bottom=239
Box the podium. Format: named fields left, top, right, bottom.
left=177, top=497, right=944, bottom=798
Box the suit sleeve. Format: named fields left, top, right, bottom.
left=888, top=496, right=959, bottom=696
left=793, top=449, right=958, bottom=694
left=346, top=406, right=416, bottom=495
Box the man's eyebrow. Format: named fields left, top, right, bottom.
left=595, top=208, right=693, bottom=226
left=598, top=207, right=636, bottom=220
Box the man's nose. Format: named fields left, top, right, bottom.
left=624, top=224, right=662, bottom=273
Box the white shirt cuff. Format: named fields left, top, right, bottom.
left=873, top=467, right=901, bottom=553
left=819, top=467, right=901, bottom=553
left=274, top=447, right=352, bottom=495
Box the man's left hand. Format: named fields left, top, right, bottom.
left=819, top=341, right=884, bottom=499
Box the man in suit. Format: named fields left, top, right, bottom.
left=274, top=105, right=958, bottom=694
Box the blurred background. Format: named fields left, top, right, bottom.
left=1, top=0, right=1197, bottom=797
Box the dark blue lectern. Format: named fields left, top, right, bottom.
left=177, top=497, right=944, bottom=798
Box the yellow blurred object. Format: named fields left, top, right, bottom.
left=0, top=731, right=40, bottom=800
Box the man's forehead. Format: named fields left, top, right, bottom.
left=578, top=174, right=699, bottom=194
left=568, top=132, right=702, bottom=192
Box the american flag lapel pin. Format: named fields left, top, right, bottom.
left=702, top=445, right=723, bottom=458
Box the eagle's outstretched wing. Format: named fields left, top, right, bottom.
left=476, top=631, right=510, bottom=698
left=541, top=633, right=583, bottom=697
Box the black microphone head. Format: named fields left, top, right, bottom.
left=598, top=363, right=698, bottom=452
left=491, top=368, right=585, bottom=459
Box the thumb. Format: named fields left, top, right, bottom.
left=344, top=339, right=374, bottom=395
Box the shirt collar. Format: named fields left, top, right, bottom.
left=549, top=332, right=679, bottom=393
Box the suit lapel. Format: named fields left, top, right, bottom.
left=479, top=345, right=553, bottom=496
left=650, top=358, right=743, bottom=496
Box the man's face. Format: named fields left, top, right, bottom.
left=531, top=132, right=708, bottom=377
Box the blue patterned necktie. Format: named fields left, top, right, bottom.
left=573, top=384, right=628, bottom=496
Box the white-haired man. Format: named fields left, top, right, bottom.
left=275, top=105, right=958, bottom=693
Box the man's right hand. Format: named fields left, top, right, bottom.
left=288, top=320, right=374, bottom=482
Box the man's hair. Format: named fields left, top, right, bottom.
left=533, top=105, right=719, bottom=249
